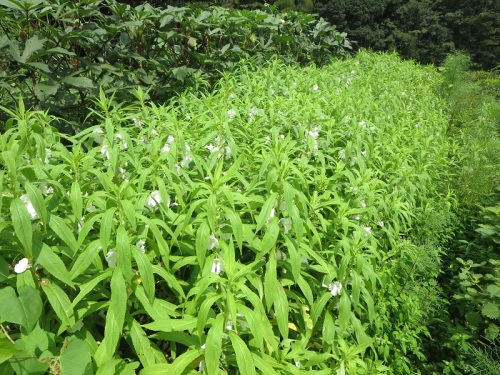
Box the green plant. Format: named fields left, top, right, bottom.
left=0, top=52, right=454, bottom=374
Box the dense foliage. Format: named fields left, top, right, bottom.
left=0, top=52, right=461, bottom=374
left=314, top=0, right=500, bottom=69
left=0, top=0, right=350, bottom=131
left=426, top=54, right=500, bottom=373
left=178, top=0, right=499, bottom=69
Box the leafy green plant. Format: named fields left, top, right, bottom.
left=0, top=52, right=453, bottom=374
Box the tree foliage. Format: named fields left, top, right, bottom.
left=313, top=0, right=499, bottom=69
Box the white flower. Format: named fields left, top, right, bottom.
left=275, top=250, right=287, bottom=261
left=77, top=217, right=84, bottom=234
left=267, top=208, right=275, bottom=223
left=151, top=129, right=159, bottom=137
left=160, top=142, right=171, bottom=153
left=211, top=257, right=224, bottom=275
left=115, top=133, right=128, bottom=150
left=14, top=258, right=30, bottom=274
left=350, top=156, right=357, bottom=166
left=106, top=251, right=118, bottom=268
left=206, top=144, right=219, bottom=153
left=44, top=148, right=52, bottom=164
left=146, top=190, right=162, bottom=210
left=227, top=109, right=236, bottom=121
left=326, top=281, right=343, bottom=297
left=20, top=194, right=38, bottom=220
left=359, top=200, right=366, bottom=208
left=361, top=149, right=367, bottom=157
left=198, top=359, right=205, bottom=372
left=118, top=167, right=130, bottom=182
left=180, top=154, right=193, bottom=168
left=301, top=256, right=309, bottom=264
left=174, top=164, right=181, bottom=175
left=338, top=149, right=346, bottom=159
left=378, top=221, right=385, bottom=227
left=100, top=144, right=110, bottom=160
left=41, top=185, right=54, bottom=195
left=132, top=118, right=143, bottom=128
left=224, top=146, right=232, bottom=159
left=92, top=128, right=105, bottom=144
left=307, top=126, right=320, bottom=138
left=279, top=218, right=292, bottom=234
left=208, top=234, right=219, bottom=250
left=67, top=319, right=84, bottom=333
left=160, top=135, right=175, bottom=153
left=136, top=240, right=146, bottom=253
left=312, top=84, right=319, bottom=91
left=279, top=200, right=287, bottom=212
left=362, top=226, right=372, bottom=236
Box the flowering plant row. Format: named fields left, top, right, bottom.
left=0, top=52, right=452, bottom=374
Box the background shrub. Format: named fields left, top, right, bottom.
left=0, top=0, right=351, bottom=132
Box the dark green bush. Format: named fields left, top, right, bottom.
left=0, top=0, right=351, bottom=132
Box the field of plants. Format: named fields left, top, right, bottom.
left=0, top=1, right=499, bottom=375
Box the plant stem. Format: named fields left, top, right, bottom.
left=0, top=323, right=16, bottom=345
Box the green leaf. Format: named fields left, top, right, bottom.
left=139, top=364, right=171, bottom=374
left=41, top=280, right=75, bottom=330
left=69, top=270, right=112, bottom=310
left=264, top=253, right=278, bottom=311
left=205, top=314, right=224, bottom=374
left=116, top=225, right=132, bottom=282
left=133, top=248, right=155, bottom=303
left=70, top=240, right=103, bottom=279
left=312, top=292, right=332, bottom=325
left=252, top=353, right=279, bottom=375
left=0, top=285, right=42, bottom=334
left=0, top=339, right=19, bottom=364
left=27, top=62, right=51, bottom=74
left=70, top=182, right=83, bottom=222
left=127, top=317, right=156, bottom=368
left=338, top=290, right=351, bottom=333
left=255, top=193, right=278, bottom=232
left=143, top=317, right=197, bottom=332
left=34, top=82, right=60, bottom=101
left=60, top=337, right=92, bottom=375
left=274, top=283, right=289, bottom=340
left=100, top=269, right=127, bottom=361
left=38, top=243, right=74, bottom=288
left=121, top=199, right=137, bottom=230
left=10, top=198, right=33, bottom=257
left=482, top=302, right=500, bottom=319
left=222, top=206, right=243, bottom=250
left=486, top=284, right=500, bottom=297
left=21, top=35, right=46, bottom=63
left=169, top=349, right=203, bottom=374
left=152, top=265, right=185, bottom=300
left=228, top=331, right=256, bottom=375
left=62, top=76, right=95, bottom=88
left=25, top=181, right=47, bottom=226
left=100, top=207, right=117, bottom=251
left=48, top=214, right=78, bottom=255
left=195, top=221, right=210, bottom=269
